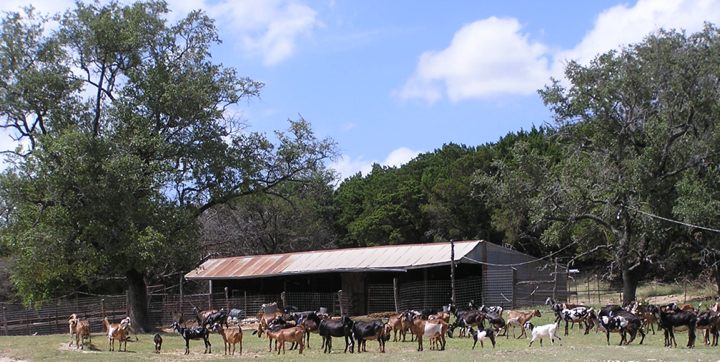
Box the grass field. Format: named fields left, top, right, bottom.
left=0, top=310, right=717, bottom=361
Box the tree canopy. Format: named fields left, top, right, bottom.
left=0, top=1, right=336, bottom=330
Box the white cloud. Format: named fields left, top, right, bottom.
left=552, top=0, right=720, bottom=75
left=1, top=0, right=319, bottom=67
left=398, top=17, right=551, bottom=103
left=200, top=0, right=320, bottom=66
left=330, top=147, right=421, bottom=182
left=400, top=0, right=720, bottom=103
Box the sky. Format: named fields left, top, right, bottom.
left=1, top=0, right=720, bottom=182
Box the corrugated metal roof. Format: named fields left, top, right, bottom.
left=185, top=240, right=484, bottom=280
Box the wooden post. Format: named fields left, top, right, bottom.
left=208, top=280, right=213, bottom=310
left=125, top=290, right=129, bottom=316
left=450, top=239, right=456, bottom=306
left=179, top=273, right=184, bottom=313
left=596, top=275, right=600, bottom=304
left=281, top=291, right=287, bottom=310
left=54, top=300, right=59, bottom=332
left=243, top=291, right=247, bottom=317
left=101, top=299, right=105, bottom=318
left=225, top=287, right=229, bottom=311
left=25, top=308, right=30, bottom=336
left=586, top=275, right=590, bottom=305
left=2, top=306, right=6, bottom=336
left=338, top=290, right=344, bottom=316
left=684, top=279, right=688, bottom=304
left=552, top=258, right=558, bottom=301
left=511, top=267, right=517, bottom=309
left=393, top=277, right=400, bottom=312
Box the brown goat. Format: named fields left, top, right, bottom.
left=213, top=323, right=243, bottom=355
left=102, top=317, right=130, bottom=352
left=68, top=314, right=92, bottom=349
left=266, top=325, right=305, bottom=354
left=505, top=309, right=541, bottom=338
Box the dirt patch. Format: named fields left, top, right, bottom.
left=645, top=294, right=713, bottom=306
left=0, top=354, right=27, bottom=362
left=58, top=342, right=103, bottom=353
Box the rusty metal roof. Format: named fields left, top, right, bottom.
left=185, top=240, right=485, bottom=280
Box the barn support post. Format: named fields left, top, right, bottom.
left=393, top=277, right=399, bottom=312
left=243, top=291, right=247, bottom=317
left=208, top=280, right=213, bottom=310
left=225, top=287, right=229, bottom=311
left=2, top=306, right=6, bottom=336
left=511, top=267, right=517, bottom=309
left=423, top=269, right=428, bottom=309
left=281, top=291, right=287, bottom=310
left=450, top=239, right=456, bottom=306
left=337, top=290, right=344, bottom=316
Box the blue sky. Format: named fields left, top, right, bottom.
left=2, top=0, right=720, bottom=182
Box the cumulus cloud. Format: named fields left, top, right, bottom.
left=398, top=17, right=551, bottom=103
left=330, top=147, right=421, bottom=182
left=400, top=0, right=720, bottom=103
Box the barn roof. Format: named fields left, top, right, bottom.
left=185, top=240, right=486, bottom=280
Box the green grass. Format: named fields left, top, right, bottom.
left=0, top=310, right=718, bottom=361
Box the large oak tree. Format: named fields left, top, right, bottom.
left=0, top=1, right=335, bottom=331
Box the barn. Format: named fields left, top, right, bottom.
left=185, top=240, right=566, bottom=316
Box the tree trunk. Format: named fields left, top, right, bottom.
left=621, top=268, right=638, bottom=306
left=126, top=269, right=151, bottom=333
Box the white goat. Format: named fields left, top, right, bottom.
left=526, top=322, right=562, bottom=347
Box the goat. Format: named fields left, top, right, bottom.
left=68, top=314, right=92, bottom=350
left=469, top=327, right=496, bottom=349
left=227, top=308, right=245, bottom=324
left=695, top=310, right=718, bottom=346
left=448, top=309, right=485, bottom=337
left=387, top=313, right=406, bottom=342
left=153, top=333, right=162, bottom=353
left=658, top=306, right=697, bottom=348
left=505, top=309, right=541, bottom=338
left=545, top=297, right=586, bottom=324
left=102, top=317, right=130, bottom=352
left=479, top=304, right=504, bottom=318
left=213, top=322, right=243, bottom=355
left=319, top=315, right=354, bottom=353
left=267, top=325, right=305, bottom=355
left=192, top=306, right=217, bottom=327
left=627, top=302, right=660, bottom=335
left=172, top=321, right=211, bottom=354
left=560, top=306, right=594, bottom=335
left=526, top=322, right=561, bottom=347
left=297, top=312, right=322, bottom=349
left=598, top=309, right=645, bottom=345
left=351, top=320, right=389, bottom=353
left=410, top=316, right=448, bottom=351
left=202, top=308, right=228, bottom=328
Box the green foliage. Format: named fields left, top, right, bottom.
left=0, top=1, right=335, bottom=309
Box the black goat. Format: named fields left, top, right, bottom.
left=319, top=315, right=354, bottom=353
left=203, top=308, right=228, bottom=328
left=172, top=321, right=211, bottom=355
left=153, top=333, right=162, bottom=353
left=297, top=312, right=322, bottom=349
left=449, top=309, right=486, bottom=337
left=696, top=310, right=719, bottom=346
left=351, top=320, right=389, bottom=353
left=659, top=308, right=697, bottom=348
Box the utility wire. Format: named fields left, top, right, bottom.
left=623, top=205, right=720, bottom=234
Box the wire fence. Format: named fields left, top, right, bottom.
left=0, top=271, right=566, bottom=336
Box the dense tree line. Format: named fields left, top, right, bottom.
left=1, top=1, right=719, bottom=326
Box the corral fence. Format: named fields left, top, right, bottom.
left=0, top=272, right=564, bottom=336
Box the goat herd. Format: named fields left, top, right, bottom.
left=65, top=298, right=720, bottom=356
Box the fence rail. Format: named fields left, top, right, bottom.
left=0, top=273, right=564, bottom=336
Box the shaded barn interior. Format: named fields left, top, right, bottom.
left=186, top=240, right=566, bottom=316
